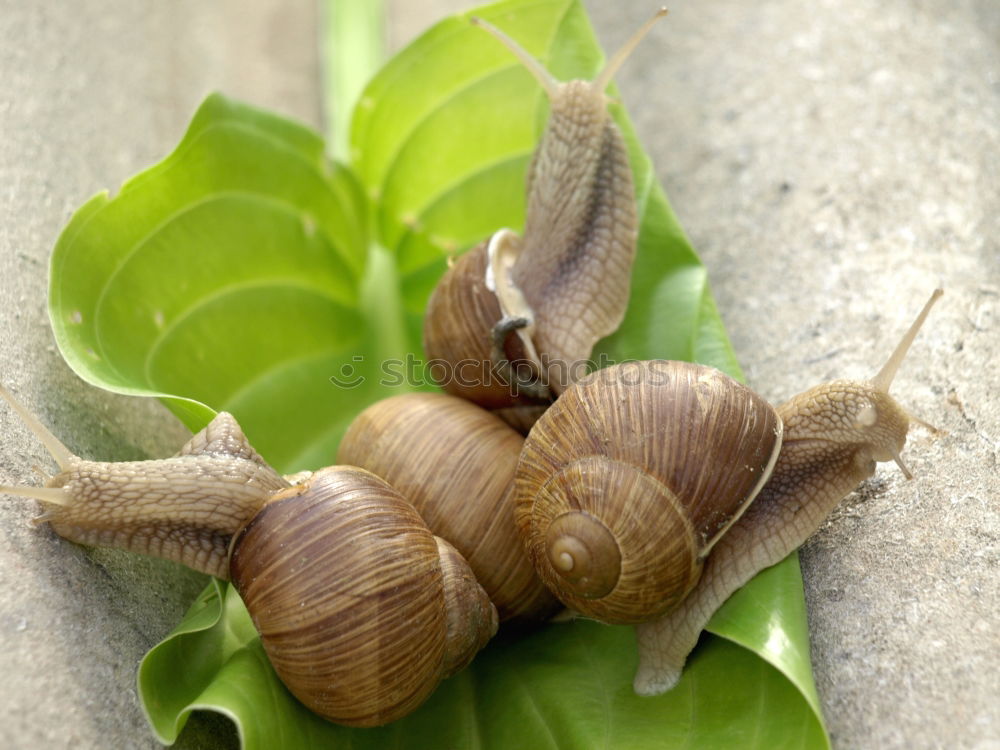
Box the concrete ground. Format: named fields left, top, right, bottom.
left=1, top=1, right=996, bottom=748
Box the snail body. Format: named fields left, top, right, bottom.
left=514, top=290, right=942, bottom=694
left=423, top=11, right=668, bottom=423
left=0, top=393, right=497, bottom=727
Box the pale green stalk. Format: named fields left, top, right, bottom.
left=320, top=0, right=385, bottom=161
left=320, top=0, right=410, bottom=379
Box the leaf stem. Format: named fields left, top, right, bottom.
left=320, top=0, right=386, bottom=160
left=359, top=243, right=411, bottom=384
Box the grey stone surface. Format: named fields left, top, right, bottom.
left=1, top=0, right=997, bottom=749
left=0, top=1, right=318, bottom=748
left=590, top=1, right=999, bottom=748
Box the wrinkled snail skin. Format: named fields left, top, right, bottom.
left=422, top=11, right=668, bottom=421
left=0, top=404, right=288, bottom=579
left=0, top=394, right=498, bottom=727
left=514, top=290, right=942, bottom=695
left=337, top=392, right=562, bottom=623
left=511, top=78, right=638, bottom=394
left=632, top=381, right=912, bottom=694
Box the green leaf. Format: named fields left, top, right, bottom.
left=48, top=93, right=386, bottom=472
left=141, top=579, right=826, bottom=749
left=47, top=0, right=829, bottom=748
left=140, top=580, right=340, bottom=748
left=321, top=0, right=385, bottom=160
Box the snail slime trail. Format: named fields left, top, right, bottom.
left=422, top=9, right=668, bottom=432
left=509, top=290, right=943, bottom=695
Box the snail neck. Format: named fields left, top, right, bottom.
left=632, top=425, right=876, bottom=695
left=633, top=379, right=908, bottom=695
left=3, top=410, right=289, bottom=579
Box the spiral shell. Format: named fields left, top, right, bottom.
left=338, top=392, right=561, bottom=622
left=422, top=235, right=550, bottom=429
left=229, top=466, right=497, bottom=727
left=514, top=361, right=783, bottom=624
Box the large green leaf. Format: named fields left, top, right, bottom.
left=141, top=570, right=826, bottom=749
left=49, top=94, right=382, bottom=471
left=47, top=0, right=828, bottom=747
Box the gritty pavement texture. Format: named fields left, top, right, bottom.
left=1, top=1, right=997, bottom=749
left=0, top=1, right=318, bottom=748
left=596, top=2, right=1000, bottom=748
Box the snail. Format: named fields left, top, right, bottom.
left=422, top=9, right=668, bottom=426
left=513, top=289, right=943, bottom=695
left=337, top=391, right=561, bottom=623
left=0, top=394, right=497, bottom=727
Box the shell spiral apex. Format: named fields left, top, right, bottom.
left=544, top=509, right=622, bottom=599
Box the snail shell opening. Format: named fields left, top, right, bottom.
left=435, top=536, right=499, bottom=676
left=422, top=239, right=548, bottom=414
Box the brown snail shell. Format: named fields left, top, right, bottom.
left=230, top=465, right=498, bottom=728
left=514, top=360, right=783, bottom=624
left=422, top=237, right=551, bottom=420
left=337, top=392, right=561, bottom=623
